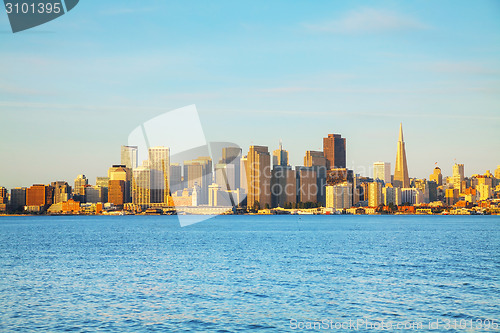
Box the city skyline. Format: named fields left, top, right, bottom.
left=1, top=1, right=500, bottom=188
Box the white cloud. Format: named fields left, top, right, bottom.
left=305, top=8, right=429, bottom=34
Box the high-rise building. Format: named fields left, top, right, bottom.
left=394, top=123, right=410, bottom=188
left=85, top=186, right=106, bottom=203
left=169, top=163, right=182, bottom=192
left=272, top=140, right=289, bottom=167
left=184, top=156, right=212, bottom=204
left=240, top=155, right=248, bottom=194
left=271, top=166, right=296, bottom=208
left=108, top=165, right=131, bottom=203
left=215, top=163, right=236, bottom=191
left=26, top=184, right=54, bottom=208
left=476, top=184, right=492, bottom=201
left=495, top=165, right=500, bottom=180
left=325, top=183, right=352, bottom=209
left=368, top=181, right=383, bottom=207
left=429, top=167, right=443, bottom=186
left=323, top=133, right=346, bottom=169
left=73, top=175, right=88, bottom=199
left=132, top=165, right=151, bottom=208
left=452, top=163, right=465, bottom=193
left=246, top=146, right=271, bottom=209
left=51, top=181, right=72, bottom=204
left=121, top=145, right=138, bottom=170
left=296, top=166, right=317, bottom=203
left=304, top=151, right=326, bottom=168
left=373, top=162, right=391, bottom=185
left=220, top=147, right=242, bottom=190
left=382, top=184, right=401, bottom=206
left=304, top=151, right=327, bottom=206
left=96, top=177, right=109, bottom=188
left=10, top=187, right=26, bottom=211
left=148, top=147, right=170, bottom=204
left=402, top=188, right=423, bottom=205
left=0, top=187, right=7, bottom=204
left=108, top=180, right=126, bottom=206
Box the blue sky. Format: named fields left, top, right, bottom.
left=1, top=0, right=499, bottom=189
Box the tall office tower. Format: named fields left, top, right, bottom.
left=402, top=188, right=423, bottom=205
left=382, top=184, right=401, bottom=206
left=10, top=187, right=26, bottom=211
left=50, top=181, right=72, bottom=203
left=26, top=184, right=54, bottom=207
left=121, top=145, right=138, bottom=170
left=96, top=177, right=110, bottom=188
left=413, top=179, right=431, bottom=203
left=246, top=146, right=271, bottom=209
left=271, top=165, right=296, bottom=208
left=132, top=165, right=151, bottom=208
left=304, top=151, right=327, bottom=206
left=296, top=166, right=318, bottom=203
left=73, top=175, right=88, bottom=198
left=323, top=133, right=346, bottom=170
left=368, top=181, right=383, bottom=207
left=221, top=147, right=242, bottom=189
left=304, top=151, right=326, bottom=168
left=476, top=184, right=492, bottom=201
left=148, top=147, right=170, bottom=204
left=85, top=186, right=106, bottom=203
left=325, top=183, right=352, bottom=209
left=215, top=163, right=236, bottom=191
left=108, top=180, right=126, bottom=206
left=373, top=162, right=391, bottom=185
left=429, top=167, right=443, bottom=186
left=169, top=163, right=182, bottom=192
left=240, top=155, right=248, bottom=194
left=184, top=156, right=212, bottom=204
left=108, top=165, right=131, bottom=203
left=495, top=165, right=500, bottom=182
left=0, top=187, right=7, bottom=204
left=272, top=140, right=289, bottom=167
left=452, top=163, right=465, bottom=193
left=393, top=123, right=410, bottom=188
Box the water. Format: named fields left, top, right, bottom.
left=0, top=215, right=498, bottom=332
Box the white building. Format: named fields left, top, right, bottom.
left=326, top=183, right=352, bottom=209
left=373, top=162, right=391, bottom=185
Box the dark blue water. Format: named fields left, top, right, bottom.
left=0, top=215, right=498, bottom=332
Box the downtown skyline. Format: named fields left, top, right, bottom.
left=1, top=1, right=500, bottom=189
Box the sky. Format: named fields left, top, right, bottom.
left=1, top=0, right=499, bottom=189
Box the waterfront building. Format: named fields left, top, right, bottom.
left=10, top=187, right=26, bottom=211
left=373, top=161, right=391, bottom=185
left=323, top=133, right=346, bottom=169
left=26, top=184, right=54, bottom=210
left=325, top=182, right=352, bottom=209
left=394, top=123, right=410, bottom=188
left=246, top=146, right=271, bottom=209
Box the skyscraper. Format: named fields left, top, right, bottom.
left=272, top=140, right=289, bottom=167
left=304, top=150, right=327, bottom=206
left=304, top=151, right=326, bottom=168
left=323, top=133, right=346, bottom=170
left=429, top=167, right=443, bottom=186
left=246, top=146, right=271, bottom=209
left=452, top=163, right=464, bottom=193
left=148, top=147, right=170, bottom=204
left=121, top=145, right=138, bottom=170
left=393, top=123, right=410, bottom=188
left=373, top=162, right=391, bottom=185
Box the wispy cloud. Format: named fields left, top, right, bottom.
left=305, top=8, right=429, bottom=34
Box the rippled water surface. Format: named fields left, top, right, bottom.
left=0, top=215, right=499, bottom=332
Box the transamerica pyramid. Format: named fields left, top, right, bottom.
left=394, top=123, right=410, bottom=188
